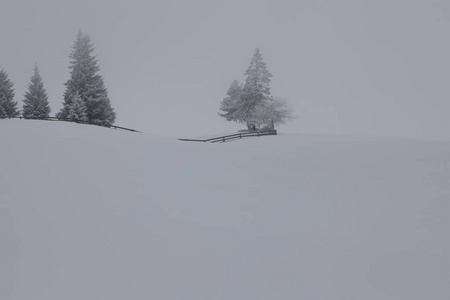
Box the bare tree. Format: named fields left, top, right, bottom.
left=250, top=97, right=294, bottom=130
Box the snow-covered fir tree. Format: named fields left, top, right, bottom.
left=67, top=93, right=88, bottom=122
left=242, top=48, right=273, bottom=129
left=57, top=30, right=116, bottom=126
left=219, top=48, right=292, bottom=130
left=0, top=69, right=19, bottom=118
left=218, top=80, right=244, bottom=122
left=22, top=65, right=51, bottom=119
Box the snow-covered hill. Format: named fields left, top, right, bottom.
left=1, top=119, right=449, bottom=300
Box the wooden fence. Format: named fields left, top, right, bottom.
left=179, top=130, right=277, bottom=143
left=0, top=116, right=140, bottom=133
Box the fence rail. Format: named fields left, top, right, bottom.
left=179, top=130, right=277, bottom=143
left=0, top=116, right=140, bottom=132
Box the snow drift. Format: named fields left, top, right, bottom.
left=1, top=119, right=449, bottom=300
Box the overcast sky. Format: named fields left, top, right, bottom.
left=1, top=0, right=449, bottom=139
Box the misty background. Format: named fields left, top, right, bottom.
left=1, top=0, right=449, bottom=139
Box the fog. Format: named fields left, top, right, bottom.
left=1, top=0, right=449, bottom=139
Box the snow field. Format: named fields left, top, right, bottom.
left=1, top=119, right=449, bottom=300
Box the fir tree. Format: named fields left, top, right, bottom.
left=0, top=69, right=19, bottom=118
left=22, top=65, right=51, bottom=119
left=57, top=30, right=116, bottom=125
left=67, top=93, right=88, bottom=122
left=241, top=48, right=273, bottom=130
left=219, top=80, right=244, bottom=123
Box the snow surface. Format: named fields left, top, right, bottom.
left=1, top=119, right=449, bottom=300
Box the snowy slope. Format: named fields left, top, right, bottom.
left=1, top=119, right=449, bottom=300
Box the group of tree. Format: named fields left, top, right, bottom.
left=3, top=40, right=291, bottom=131
left=219, top=48, right=293, bottom=130
left=0, top=30, right=115, bottom=126
left=0, top=65, right=52, bottom=119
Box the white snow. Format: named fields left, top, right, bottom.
left=1, top=119, right=449, bottom=300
